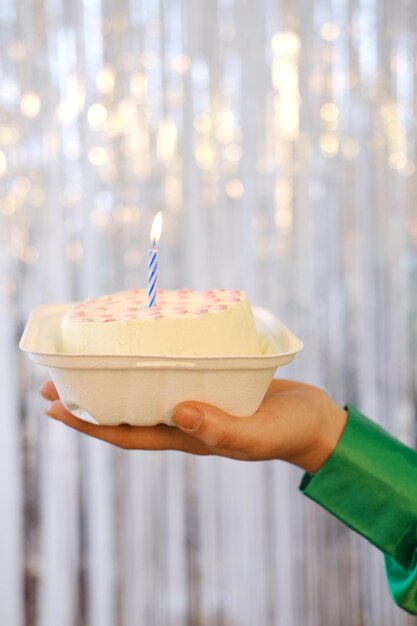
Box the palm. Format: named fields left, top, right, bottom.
left=40, top=378, right=346, bottom=472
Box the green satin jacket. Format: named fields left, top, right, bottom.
left=300, top=405, right=417, bottom=614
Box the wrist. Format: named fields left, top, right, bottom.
left=295, top=404, right=348, bottom=474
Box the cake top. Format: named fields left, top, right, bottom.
left=65, top=288, right=246, bottom=323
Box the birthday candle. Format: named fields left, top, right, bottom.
left=148, top=211, right=163, bottom=308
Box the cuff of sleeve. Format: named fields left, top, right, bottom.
left=299, top=404, right=417, bottom=570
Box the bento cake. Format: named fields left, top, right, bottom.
left=61, top=288, right=261, bottom=356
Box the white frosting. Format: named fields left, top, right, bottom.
left=61, top=288, right=261, bottom=356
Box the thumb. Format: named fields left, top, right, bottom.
left=172, top=402, right=240, bottom=450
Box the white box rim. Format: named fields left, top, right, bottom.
left=19, top=303, right=304, bottom=371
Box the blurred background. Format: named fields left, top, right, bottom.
left=1, top=0, right=417, bottom=624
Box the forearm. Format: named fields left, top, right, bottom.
left=299, top=405, right=417, bottom=614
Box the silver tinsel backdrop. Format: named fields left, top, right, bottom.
left=1, top=0, right=417, bottom=625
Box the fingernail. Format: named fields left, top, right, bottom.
left=172, top=406, right=203, bottom=431
left=39, top=385, right=53, bottom=401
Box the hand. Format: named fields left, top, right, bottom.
left=40, top=378, right=347, bottom=473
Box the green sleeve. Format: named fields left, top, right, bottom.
left=299, top=404, right=417, bottom=614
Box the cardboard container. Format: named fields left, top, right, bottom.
left=19, top=304, right=304, bottom=426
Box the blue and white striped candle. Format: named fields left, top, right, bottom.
left=148, top=211, right=163, bottom=308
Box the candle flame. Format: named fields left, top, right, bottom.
left=150, top=211, right=163, bottom=245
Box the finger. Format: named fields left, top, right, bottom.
left=170, top=379, right=299, bottom=449
left=39, top=380, right=59, bottom=401
left=172, top=401, right=245, bottom=450
left=171, top=397, right=286, bottom=460
left=46, top=400, right=209, bottom=455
